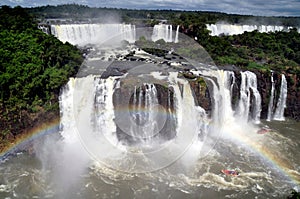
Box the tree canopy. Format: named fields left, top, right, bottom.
left=0, top=6, right=83, bottom=145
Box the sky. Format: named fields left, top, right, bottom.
left=1, top=0, right=300, bottom=16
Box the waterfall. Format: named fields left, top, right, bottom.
left=192, top=69, right=263, bottom=125
left=59, top=76, right=120, bottom=148
left=237, top=71, right=261, bottom=123
left=57, top=70, right=212, bottom=172
left=206, top=24, right=298, bottom=36
left=202, top=70, right=235, bottom=127
left=273, top=74, right=288, bottom=121
left=51, top=24, right=136, bottom=46
left=152, top=24, right=179, bottom=43
left=168, top=72, right=208, bottom=143
left=174, top=25, right=179, bottom=43
left=130, top=83, right=159, bottom=141
left=94, top=78, right=118, bottom=145
left=267, top=72, right=275, bottom=121
left=59, top=78, right=77, bottom=143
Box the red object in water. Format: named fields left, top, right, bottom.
left=221, top=169, right=239, bottom=176
left=257, top=128, right=271, bottom=134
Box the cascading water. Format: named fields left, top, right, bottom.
left=237, top=71, right=261, bottom=123
left=197, top=69, right=263, bottom=127
left=267, top=72, right=275, bottom=121
left=273, top=74, right=288, bottom=121
left=94, top=77, right=119, bottom=145
left=206, top=23, right=299, bottom=36
left=130, top=83, right=159, bottom=142
left=168, top=72, right=207, bottom=137
left=51, top=24, right=136, bottom=46
left=201, top=70, right=235, bottom=127
left=59, top=78, right=77, bottom=142
left=152, top=24, right=179, bottom=43
left=57, top=70, right=210, bottom=173
left=174, top=25, right=179, bottom=43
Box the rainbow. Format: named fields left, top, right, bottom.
left=0, top=118, right=60, bottom=160
left=0, top=113, right=299, bottom=190
left=220, top=123, right=300, bottom=187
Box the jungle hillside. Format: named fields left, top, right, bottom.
left=0, top=6, right=83, bottom=151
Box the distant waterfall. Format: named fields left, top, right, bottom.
left=174, top=25, right=179, bottom=43
left=152, top=24, right=179, bottom=43
left=51, top=24, right=136, bottom=46
left=267, top=72, right=275, bottom=121
left=237, top=71, right=261, bottom=123
left=206, top=24, right=299, bottom=36
left=273, top=74, right=288, bottom=121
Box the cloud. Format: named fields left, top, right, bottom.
left=1, top=0, right=300, bottom=16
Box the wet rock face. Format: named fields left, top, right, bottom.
left=254, top=70, right=300, bottom=121
left=113, top=81, right=176, bottom=145
left=285, top=73, right=300, bottom=120
left=189, top=70, right=300, bottom=121
left=189, top=79, right=212, bottom=115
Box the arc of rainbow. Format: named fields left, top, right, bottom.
left=0, top=119, right=60, bottom=160
left=221, top=123, right=300, bottom=187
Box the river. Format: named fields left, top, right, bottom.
left=0, top=119, right=299, bottom=199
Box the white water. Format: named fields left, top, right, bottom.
left=94, top=78, right=119, bottom=146
left=57, top=71, right=211, bottom=172
left=61, top=75, right=125, bottom=162
left=202, top=70, right=235, bottom=127
left=201, top=70, right=262, bottom=125
left=51, top=24, right=136, bottom=46
left=59, top=78, right=77, bottom=142
left=130, top=83, right=160, bottom=141
left=152, top=24, right=179, bottom=43
left=167, top=72, right=208, bottom=163
left=237, top=71, right=261, bottom=123
left=273, top=74, right=288, bottom=121
left=206, top=24, right=299, bottom=36
left=174, top=25, right=179, bottom=43
left=267, top=72, right=275, bottom=121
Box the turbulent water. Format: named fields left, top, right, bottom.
left=1, top=24, right=299, bottom=199
left=1, top=120, right=299, bottom=198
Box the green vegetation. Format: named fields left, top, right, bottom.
left=288, top=189, right=300, bottom=199
left=171, top=13, right=300, bottom=72
left=0, top=6, right=83, bottom=148
left=29, top=4, right=300, bottom=73
left=27, top=4, right=300, bottom=27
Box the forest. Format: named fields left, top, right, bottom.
left=0, top=6, right=83, bottom=149
left=1, top=4, right=300, bottom=151
left=28, top=4, right=300, bottom=26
